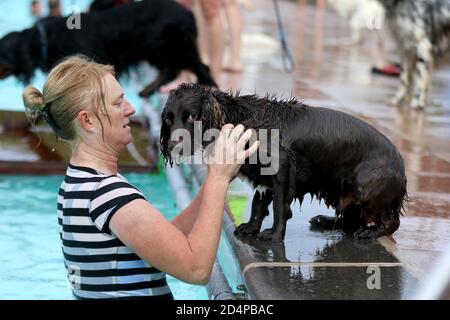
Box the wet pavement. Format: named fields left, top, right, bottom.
left=217, top=0, right=450, bottom=298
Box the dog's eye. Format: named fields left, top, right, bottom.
left=187, top=114, right=197, bottom=122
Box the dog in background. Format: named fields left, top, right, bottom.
left=377, top=0, right=450, bottom=110
left=326, top=0, right=385, bottom=44
left=89, top=0, right=134, bottom=11
left=0, top=0, right=216, bottom=97
left=160, top=84, right=407, bottom=241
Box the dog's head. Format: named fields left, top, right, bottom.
left=0, top=30, right=35, bottom=83
left=160, top=83, right=226, bottom=166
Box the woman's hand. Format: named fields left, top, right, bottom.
left=207, top=124, right=259, bottom=182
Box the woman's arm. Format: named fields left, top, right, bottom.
left=109, top=173, right=228, bottom=284
left=170, top=182, right=205, bottom=235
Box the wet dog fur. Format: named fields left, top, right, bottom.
left=160, top=84, right=408, bottom=241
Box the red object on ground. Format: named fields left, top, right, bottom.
left=371, top=64, right=402, bottom=77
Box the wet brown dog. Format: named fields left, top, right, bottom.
left=161, top=84, right=408, bottom=241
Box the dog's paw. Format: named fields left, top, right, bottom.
left=138, top=86, right=156, bottom=98
left=257, top=229, right=283, bottom=242
left=410, top=99, right=425, bottom=111
left=353, top=226, right=382, bottom=240
left=138, top=89, right=151, bottom=98
left=234, top=222, right=260, bottom=236
left=309, top=215, right=337, bottom=230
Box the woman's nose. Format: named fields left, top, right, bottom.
left=124, top=100, right=135, bottom=116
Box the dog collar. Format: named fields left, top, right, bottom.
left=35, top=22, right=48, bottom=69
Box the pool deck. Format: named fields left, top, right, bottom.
left=210, top=0, right=450, bottom=299
left=0, top=110, right=158, bottom=174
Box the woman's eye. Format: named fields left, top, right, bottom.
left=187, top=114, right=196, bottom=121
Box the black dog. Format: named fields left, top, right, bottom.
left=161, top=84, right=408, bottom=241
left=0, top=0, right=216, bottom=97
left=90, top=0, right=134, bottom=12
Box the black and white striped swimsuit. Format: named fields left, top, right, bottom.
left=58, top=163, right=173, bottom=299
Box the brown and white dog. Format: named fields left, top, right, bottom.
left=377, top=0, right=450, bottom=110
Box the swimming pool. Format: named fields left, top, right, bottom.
left=0, top=172, right=207, bottom=299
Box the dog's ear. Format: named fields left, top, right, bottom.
left=160, top=107, right=173, bottom=167
left=200, top=91, right=225, bottom=130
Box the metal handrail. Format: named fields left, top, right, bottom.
left=412, top=243, right=450, bottom=300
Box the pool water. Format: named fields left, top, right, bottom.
left=0, top=0, right=144, bottom=113
left=0, top=1, right=207, bottom=300
left=0, top=172, right=207, bottom=299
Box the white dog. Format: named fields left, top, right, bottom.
left=326, top=0, right=385, bottom=44
left=377, top=0, right=450, bottom=110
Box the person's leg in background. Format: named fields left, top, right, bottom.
left=222, top=0, right=243, bottom=73
left=160, top=0, right=224, bottom=93
left=159, top=0, right=194, bottom=93
left=200, top=0, right=224, bottom=83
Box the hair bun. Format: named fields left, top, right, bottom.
left=23, top=86, right=45, bottom=112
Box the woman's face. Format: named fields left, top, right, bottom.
left=97, top=74, right=136, bottom=151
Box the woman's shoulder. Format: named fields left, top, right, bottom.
left=67, top=163, right=130, bottom=183
left=64, top=163, right=143, bottom=196
left=91, top=174, right=145, bottom=201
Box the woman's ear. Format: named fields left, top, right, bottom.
left=77, top=110, right=94, bottom=132
left=200, top=92, right=225, bottom=130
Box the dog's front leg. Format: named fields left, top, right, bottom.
left=190, top=61, right=217, bottom=88
left=390, top=53, right=414, bottom=107
left=410, top=39, right=433, bottom=110
left=354, top=211, right=400, bottom=240
left=138, top=68, right=179, bottom=97
left=257, top=163, right=294, bottom=242
left=234, top=189, right=273, bottom=237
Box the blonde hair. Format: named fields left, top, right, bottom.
left=22, top=55, right=115, bottom=141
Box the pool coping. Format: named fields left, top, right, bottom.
left=189, top=163, right=421, bottom=299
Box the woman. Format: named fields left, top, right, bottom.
left=22, top=55, right=258, bottom=299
